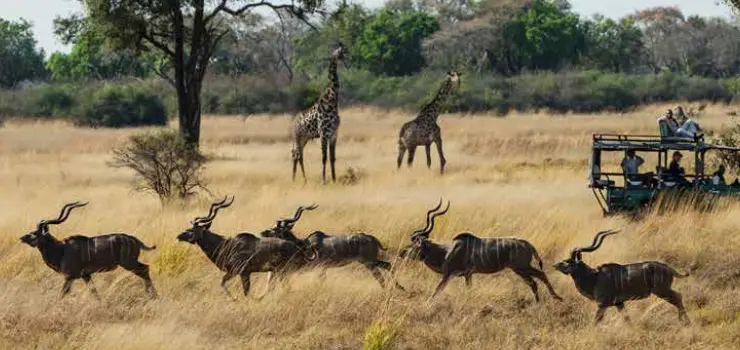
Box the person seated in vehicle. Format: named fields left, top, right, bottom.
left=666, top=151, right=690, bottom=186
left=712, top=164, right=727, bottom=186
left=620, top=150, right=655, bottom=186
left=658, top=108, right=703, bottom=139
left=674, top=106, right=703, bottom=139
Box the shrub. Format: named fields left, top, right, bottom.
left=19, top=84, right=75, bottom=118
left=76, top=85, right=167, bottom=128
left=711, top=122, right=740, bottom=173
left=109, top=130, right=208, bottom=203
left=152, top=244, right=191, bottom=276
left=362, top=320, right=399, bottom=350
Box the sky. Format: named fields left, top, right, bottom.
left=1, top=0, right=735, bottom=55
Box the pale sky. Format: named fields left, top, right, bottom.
left=0, top=0, right=734, bottom=55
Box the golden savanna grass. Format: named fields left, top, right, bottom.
left=2, top=105, right=740, bottom=349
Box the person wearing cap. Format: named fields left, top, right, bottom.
left=667, top=151, right=689, bottom=186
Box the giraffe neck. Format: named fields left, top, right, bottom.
left=420, top=79, right=454, bottom=120
left=319, top=57, right=340, bottom=107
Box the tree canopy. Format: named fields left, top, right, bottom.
left=0, top=18, right=46, bottom=87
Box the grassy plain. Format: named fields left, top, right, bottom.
left=1, top=105, right=740, bottom=349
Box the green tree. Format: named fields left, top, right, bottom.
left=0, top=18, right=46, bottom=87
left=46, top=30, right=150, bottom=81
left=583, top=16, right=645, bottom=73
left=356, top=9, right=439, bottom=76
left=515, top=0, right=587, bottom=71
left=294, top=2, right=370, bottom=77
left=60, top=0, right=324, bottom=147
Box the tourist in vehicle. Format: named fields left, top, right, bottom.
left=712, top=164, right=727, bottom=186
left=658, top=108, right=703, bottom=139
left=620, top=150, right=655, bottom=186
left=659, top=109, right=680, bottom=136
left=621, top=150, right=644, bottom=175
left=667, top=151, right=690, bottom=186
left=675, top=106, right=703, bottom=138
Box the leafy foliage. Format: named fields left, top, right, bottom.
left=355, top=9, right=439, bottom=76
left=76, top=85, right=167, bottom=128
left=0, top=18, right=46, bottom=87
left=46, top=30, right=151, bottom=81
left=110, top=130, right=208, bottom=202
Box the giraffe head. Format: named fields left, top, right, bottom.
left=331, top=42, right=348, bottom=67
left=447, top=70, right=461, bottom=87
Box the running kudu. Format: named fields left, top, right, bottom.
left=177, top=196, right=317, bottom=299
left=20, top=201, right=158, bottom=299
left=554, top=230, right=690, bottom=324
left=400, top=199, right=562, bottom=303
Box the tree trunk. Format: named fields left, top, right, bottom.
left=177, top=88, right=202, bottom=147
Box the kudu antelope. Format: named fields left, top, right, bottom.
left=399, top=200, right=562, bottom=303
left=554, top=230, right=690, bottom=324
left=176, top=196, right=317, bottom=299
left=260, top=204, right=405, bottom=291
left=19, top=202, right=158, bottom=299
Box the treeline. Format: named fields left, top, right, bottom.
left=2, top=0, right=740, bottom=126
left=2, top=71, right=736, bottom=120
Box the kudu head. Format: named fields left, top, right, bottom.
left=554, top=229, right=620, bottom=275
left=260, top=203, right=319, bottom=239
left=20, top=201, right=88, bottom=247
left=177, top=196, right=234, bottom=244
left=399, top=198, right=450, bottom=260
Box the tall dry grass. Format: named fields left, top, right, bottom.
left=1, top=104, right=740, bottom=349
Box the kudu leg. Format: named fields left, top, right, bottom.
left=615, top=302, right=631, bottom=323
left=529, top=268, right=563, bottom=301
left=428, top=273, right=453, bottom=304
left=240, top=273, right=251, bottom=297
left=594, top=305, right=609, bottom=324
left=82, top=274, right=100, bottom=300
left=221, top=273, right=236, bottom=300
left=374, top=260, right=407, bottom=292
left=60, top=277, right=74, bottom=298
left=127, top=262, right=158, bottom=299
left=464, top=274, right=472, bottom=288
left=512, top=269, right=540, bottom=302
left=657, top=290, right=691, bottom=325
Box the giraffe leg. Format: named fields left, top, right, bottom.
left=329, top=138, right=337, bottom=183
left=397, top=142, right=406, bottom=169
left=433, top=134, right=446, bottom=175
left=425, top=144, right=432, bottom=169
left=291, top=147, right=300, bottom=181
left=407, top=146, right=417, bottom=168
left=320, top=137, right=329, bottom=185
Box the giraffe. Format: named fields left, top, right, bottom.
left=291, top=44, right=346, bottom=184
left=397, top=71, right=460, bottom=175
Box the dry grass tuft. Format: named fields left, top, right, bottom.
left=2, top=105, right=740, bottom=349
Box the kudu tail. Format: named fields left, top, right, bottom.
left=667, top=266, right=689, bottom=278
left=135, top=237, right=157, bottom=251
left=531, top=248, right=544, bottom=270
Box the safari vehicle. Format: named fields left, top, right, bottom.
left=588, top=132, right=740, bottom=215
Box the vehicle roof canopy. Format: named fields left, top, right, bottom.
left=592, top=134, right=740, bottom=153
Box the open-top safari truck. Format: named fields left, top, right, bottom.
left=588, top=132, right=740, bottom=216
